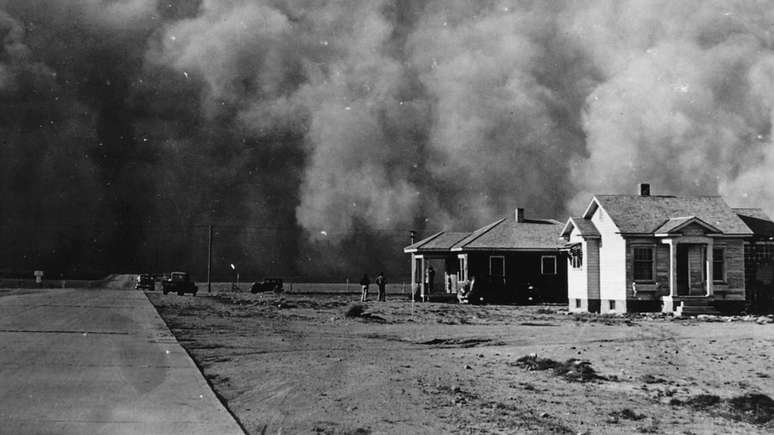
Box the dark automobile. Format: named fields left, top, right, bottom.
left=162, top=272, right=198, bottom=296
left=135, top=274, right=155, bottom=290
left=251, top=278, right=283, bottom=294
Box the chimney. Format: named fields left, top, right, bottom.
left=409, top=230, right=416, bottom=244
left=639, top=183, right=650, bottom=197
left=515, top=208, right=525, bottom=223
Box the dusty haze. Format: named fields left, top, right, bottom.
left=1, top=0, right=773, bottom=279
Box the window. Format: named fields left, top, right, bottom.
left=489, top=256, right=504, bottom=277
left=575, top=298, right=581, bottom=308
left=541, top=256, right=557, bottom=275
left=569, top=245, right=583, bottom=268
left=713, top=248, right=725, bottom=282
left=633, top=246, right=654, bottom=281
left=609, top=300, right=616, bottom=310
left=458, top=257, right=466, bottom=281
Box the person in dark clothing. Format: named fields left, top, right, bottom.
left=360, top=274, right=370, bottom=302
left=424, top=265, right=435, bottom=297
left=375, top=272, right=386, bottom=302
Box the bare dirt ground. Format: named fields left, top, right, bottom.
left=146, top=291, right=774, bottom=434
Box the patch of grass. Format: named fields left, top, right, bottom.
left=511, top=354, right=601, bottom=383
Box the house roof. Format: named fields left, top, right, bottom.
left=588, top=195, right=753, bottom=235
left=403, top=231, right=470, bottom=253
left=452, top=216, right=564, bottom=251
left=734, top=208, right=774, bottom=238
left=560, top=217, right=600, bottom=239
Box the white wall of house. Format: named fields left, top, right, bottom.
left=567, top=226, right=587, bottom=310
left=591, top=203, right=626, bottom=305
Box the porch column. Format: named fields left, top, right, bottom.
left=667, top=239, right=677, bottom=297
left=410, top=253, right=417, bottom=297
left=706, top=240, right=714, bottom=296
left=420, top=256, right=426, bottom=301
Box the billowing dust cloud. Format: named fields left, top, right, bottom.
left=1, top=0, right=774, bottom=278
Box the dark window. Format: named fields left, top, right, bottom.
left=541, top=256, right=557, bottom=275
left=609, top=300, right=616, bottom=310
left=713, top=248, right=725, bottom=282
left=490, top=256, right=504, bottom=277
left=570, top=245, right=583, bottom=268
left=575, top=298, right=581, bottom=308
left=633, top=246, right=654, bottom=281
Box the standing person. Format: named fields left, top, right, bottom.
left=375, top=272, right=386, bottom=302
left=424, top=265, right=435, bottom=298
left=360, top=273, right=370, bottom=302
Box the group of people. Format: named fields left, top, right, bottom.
left=359, top=272, right=386, bottom=302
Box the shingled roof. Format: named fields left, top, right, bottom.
left=588, top=195, right=752, bottom=235
left=451, top=216, right=564, bottom=251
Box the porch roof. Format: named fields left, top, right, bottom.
left=560, top=216, right=600, bottom=239
left=653, top=216, right=721, bottom=235
left=403, top=231, right=470, bottom=253
left=590, top=195, right=753, bottom=235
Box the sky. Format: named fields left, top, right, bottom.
left=1, top=0, right=774, bottom=279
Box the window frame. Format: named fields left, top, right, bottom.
left=712, top=247, right=726, bottom=283
left=489, top=255, right=505, bottom=278
left=632, top=245, right=656, bottom=283
left=541, top=255, right=557, bottom=275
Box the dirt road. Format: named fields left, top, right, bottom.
left=148, top=292, right=774, bottom=434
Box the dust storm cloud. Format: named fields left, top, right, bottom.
left=1, top=0, right=773, bottom=278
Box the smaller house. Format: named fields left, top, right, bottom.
left=561, top=183, right=763, bottom=315
left=735, top=208, right=774, bottom=312
left=404, top=208, right=567, bottom=303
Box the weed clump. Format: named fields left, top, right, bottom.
left=670, top=393, right=774, bottom=426
left=727, top=393, right=774, bottom=425
left=344, top=303, right=367, bottom=318
left=512, top=354, right=601, bottom=382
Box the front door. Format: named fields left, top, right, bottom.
left=676, top=245, right=689, bottom=296
left=676, top=244, right=707, bottom=296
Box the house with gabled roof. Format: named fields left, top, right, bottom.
left=560, top=183, right=767, bottom=315
left=404, top=208, right=567, bottom=303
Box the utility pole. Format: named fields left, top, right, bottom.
left=207, top=225, right=213, bottom=294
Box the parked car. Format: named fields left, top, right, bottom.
left=135, top=273, right=155, bottom=291
left=162, top=272, right=198, bottom=296
left=250, top=278, right=283, bottom=294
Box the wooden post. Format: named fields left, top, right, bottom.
left=207, top=225, right=213, bottom=294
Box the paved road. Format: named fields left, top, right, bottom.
left=0, top=289, right=243, bottom=434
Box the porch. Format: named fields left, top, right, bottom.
left=409, top=253, right=461, bottom=302
left=659, top=237, right=719, bottom=313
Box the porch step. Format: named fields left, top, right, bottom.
left=676, top=299, right=721, bottom=316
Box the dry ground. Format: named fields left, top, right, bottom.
left=146, top=291, right=774, bottom=434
